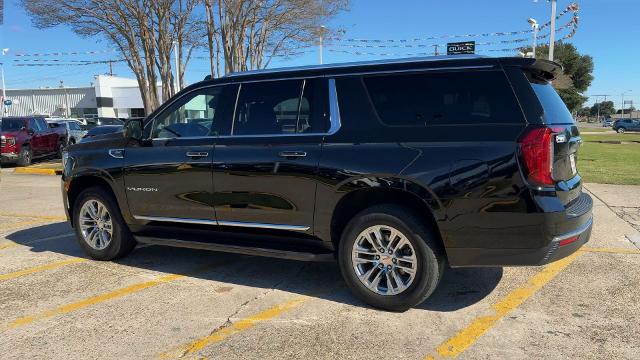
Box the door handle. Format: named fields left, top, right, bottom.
left=278, top=151, right=307, bottom=158
left=186, top=151, right=209, bottom=158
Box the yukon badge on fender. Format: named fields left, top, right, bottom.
left=127, top=187, right=159, bottom=192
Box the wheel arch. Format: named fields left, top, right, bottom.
left=328, top=177, right=446, bottom=256
left=66, top=171, right=122, bottom=226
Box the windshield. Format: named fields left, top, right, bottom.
left=531, top=83, right=575, bottom=124
left=1, top=118, right=26, bottom=131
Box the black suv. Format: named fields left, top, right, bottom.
left=61, top=56, right=592, bottom=311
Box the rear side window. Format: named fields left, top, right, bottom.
left=363, top=71, right=524, bottom=126
left=530, top=83, right=575, bottom=124
left=233, top=79, right=329, bottom=136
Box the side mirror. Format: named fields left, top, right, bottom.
left=123, top=118, right=143, bottom=141
left=26, top=128, right=35, bottom=135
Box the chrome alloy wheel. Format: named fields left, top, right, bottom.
left=79, top=199, right=113, bottom=250
left=351, top=225, right=418, bottom=296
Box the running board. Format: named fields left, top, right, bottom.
left=134, top=236, right=335, bottom=262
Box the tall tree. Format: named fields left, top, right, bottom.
left=207, top=0, right=348, bottom=75
left=22, top=0, right=201, bottom=113
left=531, top=43, right=594, bottom=113
left=590, top=101, right=616, bottom=118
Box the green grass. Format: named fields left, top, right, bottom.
left=578, top=140, right=640, bottom=185
left=580, top=133, right=640, bottom=143
left=577, top=125, right=610, bottom=133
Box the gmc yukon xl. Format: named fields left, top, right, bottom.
left=61, top=56, right=593, bottom=311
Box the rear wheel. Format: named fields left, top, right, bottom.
left=73, top=186, right=136, bottom=260
left=338, top=205, right=444, bottom=311
left=617, top=127, right=626, bottom=134
left=17, top=146, right=32, bottom=167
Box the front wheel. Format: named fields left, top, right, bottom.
left=617, top=127, right=626, bottom=134
left=17, top=146, right=32, bottom=167
left=338, top=205, right=444, bottom=311
left=73, top=186, right=136, bottom=260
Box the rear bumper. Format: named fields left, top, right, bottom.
left=447, top=193, right=593, bottom=267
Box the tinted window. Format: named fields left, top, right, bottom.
left=233, top=80, right=304, bottom=135
left=69, top=122, right=81, bottom=130
left=531, top=83, right=575, bottom=124
left=363, top=71, right=524, bottom=126
left=29, top=119, right=40, bottom=131
left=299, top=79, right=330, bottom=133
left=1, top=118, right=25, bottom=131
left=152, top=86, right=234, bottom=139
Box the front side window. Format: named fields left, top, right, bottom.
left=232, top=79, right=330, bottom=136
left=363, top=71, right=524, bottom=126
left=151, top=86, right=233, bottom=139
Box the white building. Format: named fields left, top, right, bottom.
left=1, top=75, right=147, bottom=119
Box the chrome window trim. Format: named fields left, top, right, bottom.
left=133, top=215, right=310, bottom=231
left=149, top=77, right=341, bottom=141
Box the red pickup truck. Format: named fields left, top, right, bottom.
left=1, top=116, right=66, bottom=166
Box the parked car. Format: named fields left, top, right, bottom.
left=81, top=125, right=124, bottom=141
left=61, top=56, right=593, bottom=311
left=1, top=116, right=66, bottom=166
left=612, top=119, right=640, bottom=133
left=602, top=118, right=614, bottom=127
left=47, top=119, right=88, bottom=145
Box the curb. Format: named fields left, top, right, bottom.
left=13, top=167, right=62, bottom=176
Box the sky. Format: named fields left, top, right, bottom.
left=1, top=0, right=639, bottom=108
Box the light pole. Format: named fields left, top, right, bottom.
left=548, top=0, right=557, bottom=61
left=318, top=25, right=326, bottom=65
left=621, top=90, right=632, bottom=119
left=528, top=18, right=539, bottom=58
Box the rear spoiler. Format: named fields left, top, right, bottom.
left=499, top=58, right=563, bottom=82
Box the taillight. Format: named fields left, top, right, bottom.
left=519, top=127, right=555, bottom=187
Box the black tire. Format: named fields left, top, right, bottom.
left=338, top=204, right=445, bottom=311
left=617, top=127, right=626, bottom=134
left=69, top=138, right=76, bottom=145
left=56, top=141, right=65, bottom=158
left=17, top=146, right=32, bottom=167
left=72, top=186, right=136, bottom=260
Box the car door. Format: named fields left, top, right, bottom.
left=38, top=118, right=57, bottom=153
left=28, top=118, right=46, bottom=156
left=123, top=84, right=237, bottom=223
left=212, top=78, right=331, bottom=233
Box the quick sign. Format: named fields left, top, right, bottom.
left=447, top=41, right=476, bottom=55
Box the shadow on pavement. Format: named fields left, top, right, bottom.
left=7, top=222, right=502, bottom=312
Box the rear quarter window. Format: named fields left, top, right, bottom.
left=363, top=71, right=525, bottom=126
left=530, top=82, right=575, bottom=125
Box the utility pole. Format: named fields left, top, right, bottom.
left=432, top=44, right=439, bottom=56
left=318, top=25, right=325, bottom=65
left=528, top=18, right=539, bottom=58
left=621, top=91, right=632, bottom=119
left=548, top=0, right=557, bottom=61
left=173, top=41, right=181, bottom=93
left=108, top=60, right=114, bottom=76
left=1, top=63, right=7, bottom=117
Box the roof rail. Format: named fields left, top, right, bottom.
left=224, top=55, right=488, bottom=78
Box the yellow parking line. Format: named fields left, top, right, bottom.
left=159, top=295, right=310, bottom=359
left=0, top=258, right=87, bottom=282
left=0, top=213, right=67, bottom=221
left=3, top=273, right=185, bottom=330
left=580, top=247, right=640, bottom=255
left=13, top=167, right=61, bottom=175
left=425, top=252, right=581, bottom=359
left=0, top=219, right=49, bottom=233
left=0, top=243, right=18, bottom=250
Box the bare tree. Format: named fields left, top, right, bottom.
left=208, top=0, right=348, bottom=75
left=21, top=0, right=202, bottom=113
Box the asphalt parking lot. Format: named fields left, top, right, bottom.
left=1, top=171, right=639, bottom=359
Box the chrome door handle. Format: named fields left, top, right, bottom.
left=278, top=151, right=307, bottom=158
left=186, top=151, right=209, bottom=158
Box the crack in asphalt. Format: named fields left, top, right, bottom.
left=177, top=263, right=307, bottom=358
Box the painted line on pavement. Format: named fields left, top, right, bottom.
left=0, top=258, right=87, bottom=282
left=0, top=219, right=49, bottom=233
left=13, top=167, right=62, bottom=175
left=158, top=295, right=311, bottom=359
left=1, top=262, right=223, bottom=332
left=0, top=243, right=18, bottom=250
left=424, top=252, right=581, bottom=359
left=580, top=247, right=640, bottom=255
left=0, top=213, right=67, bottom=221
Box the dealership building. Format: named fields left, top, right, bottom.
left=1, top=75, right=147, bottom=119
